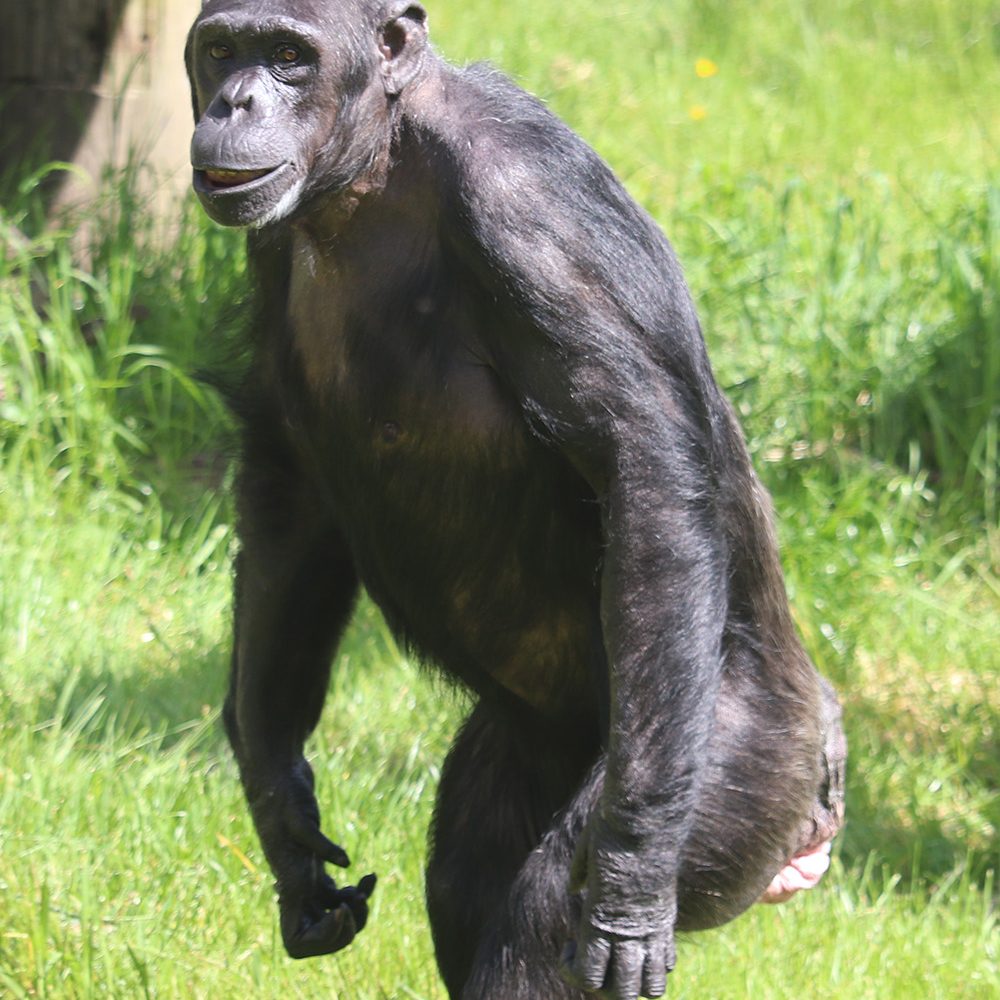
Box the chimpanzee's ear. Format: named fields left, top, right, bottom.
left=378, top=2, right=428, bottom=96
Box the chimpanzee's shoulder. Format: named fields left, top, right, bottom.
left=402, top=58, right=696, bottom=347
left=407, top=60, right=608, bottom=197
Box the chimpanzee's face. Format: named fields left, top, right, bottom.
left=187, top=0, right=428, bottom=227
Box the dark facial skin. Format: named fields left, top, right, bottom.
left=186, top=3, right=846, bottom=998
left=186, top=0, right=423, bottom=227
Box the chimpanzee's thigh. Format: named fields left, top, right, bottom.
left=676, top=669, right=846, bottom=930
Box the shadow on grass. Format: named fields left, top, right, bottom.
left=20, top=590, right=996, bottom=890
left=23, top=596, right=399, bottom=759
left=26, top=645, right=232, bottom=756
left=837, top=693, right=1000, bottom=887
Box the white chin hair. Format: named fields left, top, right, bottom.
left=254, top=178, right=306, bottom=228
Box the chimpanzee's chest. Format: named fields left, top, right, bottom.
left=279, top=230, right=603, bottom=709
left=284, top=229, right=532, bottom=489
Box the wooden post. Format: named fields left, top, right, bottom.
left=0, top=0, right=199, bottom=213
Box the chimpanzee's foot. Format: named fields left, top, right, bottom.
left=760, top=839, right=833, bottom=902
left=760, top=678, right=846, bottom=904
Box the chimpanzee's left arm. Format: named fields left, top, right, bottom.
left=453, top=99, right=731, bottom=999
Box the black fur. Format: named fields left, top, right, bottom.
left=187, top=3, right=846, bottom=997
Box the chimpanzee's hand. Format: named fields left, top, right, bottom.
left=560, top=816, right=676, bottom=1000
left=246, top=756, right=376, bottom=959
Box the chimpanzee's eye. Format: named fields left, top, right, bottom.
left=274, top=44, right=301, bottom=64
left=209, top=43, right=232, bottom=60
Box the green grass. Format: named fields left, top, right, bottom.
left=1, top=0, right=998, bottom=996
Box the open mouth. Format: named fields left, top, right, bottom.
left=196, top=166, right=281, bottom=192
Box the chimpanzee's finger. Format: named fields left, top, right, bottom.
left=286, top=810, right=350, bottom=867
left=607, top=939, right=643, bottom=1000
left=561, top=930, right=612, bottom=993
left=641, top=937, right=668, bottom=999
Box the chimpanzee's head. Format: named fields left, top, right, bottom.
left=186, top=0, right=428, bottom=227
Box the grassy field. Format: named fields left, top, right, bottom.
left=1, top=0, right=997, bottom=996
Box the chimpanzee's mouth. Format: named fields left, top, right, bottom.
left=195, top=165, right=282, bottom=192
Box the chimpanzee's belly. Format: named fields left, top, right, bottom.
left=331, top=406, right=603, bottom=714
left=294, top=349, right=601, bottom=715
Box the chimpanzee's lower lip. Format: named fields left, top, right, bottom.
left=194, top=164, right=284, bottom=193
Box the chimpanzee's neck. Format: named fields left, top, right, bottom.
left=295, top=110, right=444, bottom=246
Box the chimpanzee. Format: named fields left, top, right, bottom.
left=185, top=2, right=846, bottom=998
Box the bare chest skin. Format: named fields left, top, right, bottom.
left=278, top=194, right=604, bottom=717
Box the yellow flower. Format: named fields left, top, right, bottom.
left=688, top=104, right=707, bottom=121
left=695, top=58, right=719, bottom=79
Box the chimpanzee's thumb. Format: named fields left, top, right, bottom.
left=568, top=824, right=592, bottom=893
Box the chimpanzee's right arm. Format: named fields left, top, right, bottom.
left=224, top=394, right=374, bottom=959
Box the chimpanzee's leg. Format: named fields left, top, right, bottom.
left=674, top=668, right=846, bottom=928
left=428, top=676, right=846, bottom=999
left=425, top=699, right=595, bottom=999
